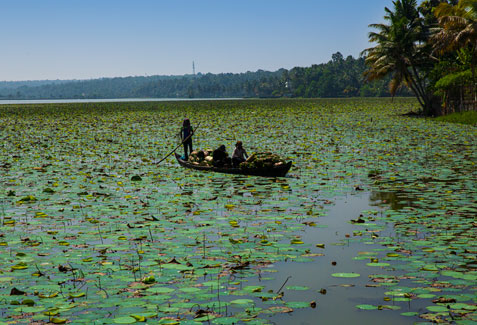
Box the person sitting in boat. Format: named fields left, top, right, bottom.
left=180, top=118, right=194, bottom=160
left=212, top=145, right=231, bottom=167
left=232, top=141, right=248, bottom=167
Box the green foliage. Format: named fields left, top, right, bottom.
left=364, top=0, right=435, bottom=113
left=0, top=55, right=408, bottom=100
left=434, top=69, right=472, bottom=90
left=435, top=110, right=477, bottom=124
left=365, top=0, right=477, bottom=115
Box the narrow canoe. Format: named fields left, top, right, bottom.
left=175, top=153, right=292, bottom=177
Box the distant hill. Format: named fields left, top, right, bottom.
left=0, top=53, right=410, bottom=100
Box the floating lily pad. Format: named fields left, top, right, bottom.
left=401, top=312, right=419, bottom=316
left=356, top=304, right=378, bottom=310
left=113, top=316, right=137, bottom=324
left=285, top=301, right=310, bottom=309
left=331, top=273, right=360, bottom=278
left=285, top=286, right=309, bottom=291
left=230, top=299, right=254, bottom=306
left=426, top=305, right=449, bottom=312
left=146, top=287, right=175, bottom=294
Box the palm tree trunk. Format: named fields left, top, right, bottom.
left=405, top=69, right=430, bottom=113
left=471, top=46, right=476, bottom=111
left=409, top=64, right=432, bottom=114
left=406, top=77, right=425, bottom=111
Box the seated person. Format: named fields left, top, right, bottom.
left=213, top=145, right=231, bottom=167
left=232, top=141, right=248, bottom=167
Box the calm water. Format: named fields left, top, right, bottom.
left=258, top=192, right=421, bottom=325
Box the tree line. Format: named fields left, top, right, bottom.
left=0, top=55, right=410, bottom=101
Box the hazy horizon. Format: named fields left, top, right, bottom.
left=1, top=0, right=394, bottom=82
left=0, top=67, right=284, bottom=83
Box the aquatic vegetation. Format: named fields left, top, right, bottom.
left=0, top=98, right=475, bottom=324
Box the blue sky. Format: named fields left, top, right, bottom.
left=1, top=0, right=394, bottom=81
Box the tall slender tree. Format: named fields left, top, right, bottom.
left=363, top=0, right=434, bottom=114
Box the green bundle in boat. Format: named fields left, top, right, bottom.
left=240, top=152, right=287, bottom=170
left=188, top=150, right=214, bottom=166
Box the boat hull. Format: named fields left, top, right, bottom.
left=175, top=153, right=291, bottom=177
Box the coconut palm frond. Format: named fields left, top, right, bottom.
left=363, top=0, right=431, bottom=110
left=389, top=75, right=403, bottom=96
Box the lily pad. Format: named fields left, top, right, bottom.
left=113, top=316, right=137, bottom=324
left=356, top=304, right=378, bottom=310
left=331, top=273, right=360, bottom=278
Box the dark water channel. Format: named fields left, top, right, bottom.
left=251, top=192, right=422, bottom=325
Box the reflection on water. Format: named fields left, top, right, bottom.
left=369, top=190, right=417, bottom=210
left=250, top=192, right=417, bottom=325
left=205, top=174, right=291, bottom=199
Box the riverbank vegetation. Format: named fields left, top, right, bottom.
left=435, top=109, right=477, bottom=124
left=0, top=55, right=408, bottom=100
left=364, top=0, right=477, bottom=116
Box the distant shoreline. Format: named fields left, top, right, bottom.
left=0, top=98, right=243, bottom=105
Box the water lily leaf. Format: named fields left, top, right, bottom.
left=449, top=303, right=477, bottom=311
left=285, top=286, right=309, bottom=291
left=230, top=299, right=254, bottom=306
left=14, top=306, right=45, bottom=313
left=242, top=286, right=264, bottom=293
left=379, top=305, right=400, bottom=310
left=114, top=316, right=137, bottom=324
left=21, top=299, right=35, bottom=306
left=178, top=287, right=201, bottom=293
left=146, top=287, right=175, bottom=294
left=11, top=263, right=28, bottom=270
left=285, top=301, right=310, bottom=308
left=331, top=273, right=360, bottom=278
left=290, top=239, right=304, bottom=245
left=401, top=312, right=419, bottom=316
left=195, top=315, right=217, bottom=322
left=212, top=317, right=240, bottom=324
left=417, top=294, right=435, bottom=299
left=356, top=304, right=378, bottom=310
left=426, top=305, right=449, bottom=312
left=130, top=315, right=146, bottom=322
left=421, top=264, right=439, bottom=271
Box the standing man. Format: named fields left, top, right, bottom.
left=180, top=118, right=194, bottom=160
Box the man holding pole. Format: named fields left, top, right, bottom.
left=180, top=118, right=194, bottom=161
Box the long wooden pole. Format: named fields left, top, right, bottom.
left=157, top=122, right=201, bottom=164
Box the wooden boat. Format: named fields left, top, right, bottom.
left=175, top=153, right=292, bottom=177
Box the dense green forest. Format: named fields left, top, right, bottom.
left=0, top=54, right=410, bottom=100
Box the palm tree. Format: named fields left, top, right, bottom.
left=363, top=0, right=433, bottom=113
left=432, top=0, right=477, bottom=107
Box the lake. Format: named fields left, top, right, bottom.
left=0, top=98, right=475, bottom=324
